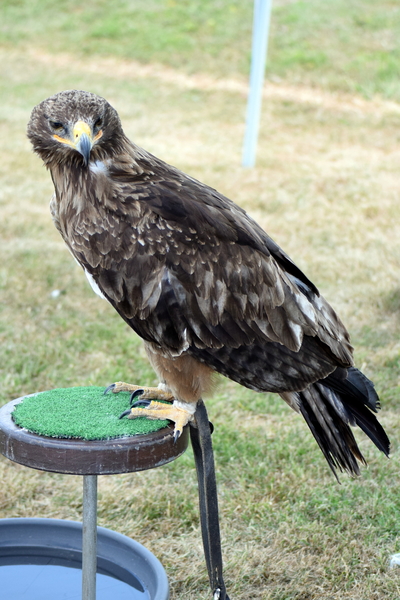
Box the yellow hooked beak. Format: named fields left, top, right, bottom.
left=53, top=121, right=103, bottom=166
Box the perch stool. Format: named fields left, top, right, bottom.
left=0, top=396, right=189, bottom=600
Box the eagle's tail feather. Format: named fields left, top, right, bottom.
left=298, top=367, right=390, bottom=479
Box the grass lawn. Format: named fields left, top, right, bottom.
left=1, top=0, right=400, bottom=99
left=1, top=2, right=400, bottom=598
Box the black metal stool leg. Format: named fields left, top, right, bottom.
left=190, top=400, right=230, bottom=600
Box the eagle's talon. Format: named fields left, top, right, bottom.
left=173, top=429, right=182, bottom=443
left=119, top=409, right=132, bottom=420
left=130, top=398, right=151, bottom=409
left=104, top=383, right=116, bottom=395
left=129, top=389, right=145, bottom=405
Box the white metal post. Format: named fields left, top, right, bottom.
left=242, top=0, right=273, bottom=167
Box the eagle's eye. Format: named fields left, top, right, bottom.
left=49, top=120, right=65, bottom=133
left=94, top=117, right=103, bottom=131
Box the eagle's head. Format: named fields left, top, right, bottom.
left=27, top=90, right=126, bottom=168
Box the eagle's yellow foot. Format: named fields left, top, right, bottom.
left=104, top=382, right=174, bottom=402
left=120, top=399, right=196, bottom=442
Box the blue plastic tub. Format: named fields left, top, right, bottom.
left=0, top=518, right=169, bottom=600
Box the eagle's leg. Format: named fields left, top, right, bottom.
left=114, top=344, right=215, bottom=441
left=107, top=382, right=196, bottom=440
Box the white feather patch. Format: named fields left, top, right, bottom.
left=173, top=400, right=197, bottom=415
left=89, top=160, right=108, bottom=175
left=84, top=269, right=106, bottom=299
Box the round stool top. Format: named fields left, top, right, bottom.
left=0, top=397, right=188, bottom=475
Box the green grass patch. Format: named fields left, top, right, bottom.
left=12, top=386, right=169, bottom=439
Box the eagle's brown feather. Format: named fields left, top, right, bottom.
left=27, top=90, right=389, bottom=476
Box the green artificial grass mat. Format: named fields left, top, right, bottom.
left=12, top=386, right=170, bottom=440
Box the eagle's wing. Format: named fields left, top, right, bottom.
left=52, top=148, right=353, bottom=395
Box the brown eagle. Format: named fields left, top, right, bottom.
left=27, top=90, right=389, bottom=477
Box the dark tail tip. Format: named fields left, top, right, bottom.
left=299, top=367, right=390, bottom=478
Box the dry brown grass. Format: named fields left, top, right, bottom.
left=1, top=47, right=400, bottom=599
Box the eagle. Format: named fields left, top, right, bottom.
left=27, top=89, right=389, bottom=478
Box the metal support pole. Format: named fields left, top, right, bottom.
left=242, top=0, right=273, bottom=167
left=82, top=475, right=98, bottom=600
left=190, top=401, right=230, bottom=600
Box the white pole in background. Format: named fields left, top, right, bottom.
left=242, top=0, right=273, bottom=168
